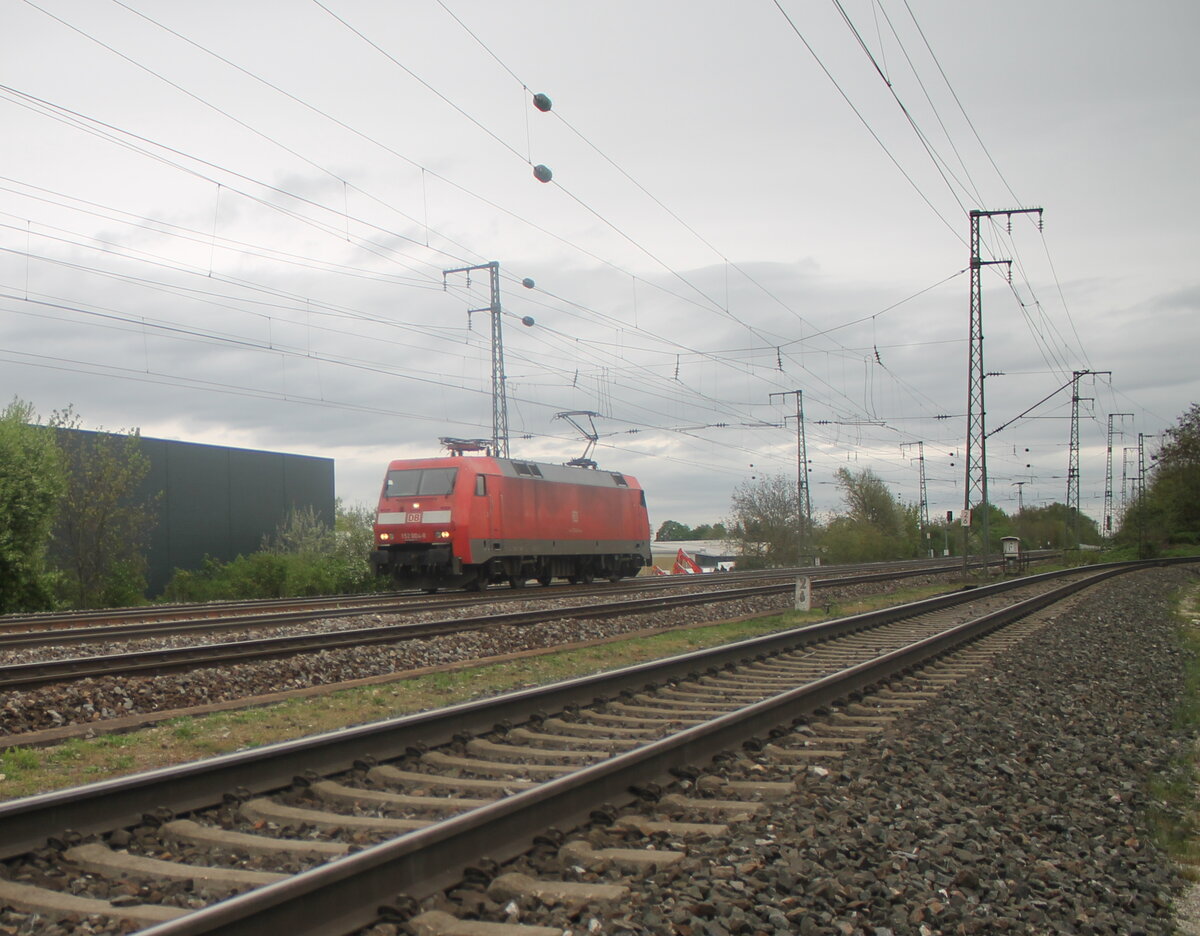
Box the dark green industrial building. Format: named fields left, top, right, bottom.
left=59, top=430, right=336, bottom=595
left=139, top=435, right=335, bottom=594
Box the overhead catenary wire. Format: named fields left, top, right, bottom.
left=0, top=1, right=1160, bottom=521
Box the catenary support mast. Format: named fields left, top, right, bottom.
left=963, top=207, right=1042, bottom=574
left=770, top=389, right=813, bottom=557
left=443, top=262, right=534, bottom=459
left=1104, top=412, right=1132, bottom=537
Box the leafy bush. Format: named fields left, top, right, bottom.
left=0, top=399, right=66, bottom=612
left=162, top=503, right=383, bottom=601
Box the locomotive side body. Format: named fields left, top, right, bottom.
left=370, top=456, right=651, bottom=590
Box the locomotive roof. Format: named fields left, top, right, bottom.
left=387, top=455, right=639, bottom=489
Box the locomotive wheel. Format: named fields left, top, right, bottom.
left=509, top=576, right=527, bottom=589
left=537, top=576, right=552, bottom=587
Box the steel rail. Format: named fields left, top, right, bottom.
left=133, top=562, right=1133, bottom=936
left=0, top=593, right=417, bottom=632
left=0, top=553, right=1010, bottom=637
left=0, top=558, right=973, bottom=648
left=0, top=583, right=789, bottom=688
left=0, top=560, right=1161, bottom=862
left=0, top=563, right=976, bottom=688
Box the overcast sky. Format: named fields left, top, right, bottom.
left=1, top=0, right=1196, bottom=534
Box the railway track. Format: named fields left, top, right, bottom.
left=0, top=559, right=1167, bottom=936
left=0, top=556, right=1011, bottom=640
left=0, top=560, right=978, bottom=691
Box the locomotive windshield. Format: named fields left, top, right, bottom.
left=384, top=468, right=458, bottom=497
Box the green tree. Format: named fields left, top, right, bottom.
left=1118, top=403, right=1200, bottom=552
left=335, top=500, right=378, bottom=570
left=1010, top=502, right=1098, bottom=551
left=726, top=474, right=800, bottom=567
left=835, top=467, right=903, bottom=536
left=655, top=520, right=693, bottom=541
left=50, top=409, right=159, bottom=608
left=0, top=399, right=66, bottom=612
left=820, top=467, right=920, bottom=563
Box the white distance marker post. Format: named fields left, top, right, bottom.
left=794, top=575, right=812, bottom=611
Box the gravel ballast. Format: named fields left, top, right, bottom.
left=0, top=575, right=953, bottom=738
left=443, top=564, right=1198, bottom=936
left=614, top=564, right=1195, bottom=936
left=2, top=565, right=1196, bottom=936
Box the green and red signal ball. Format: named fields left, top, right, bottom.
left=533, top=92, right=552, bottom=112
left=533, top=164, right=553, bottom=183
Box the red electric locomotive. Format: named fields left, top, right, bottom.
left=369, top=451, right=651, bottom=590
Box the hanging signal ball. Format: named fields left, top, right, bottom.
left=533, top=164, right=553, bottom=183
left=521, top=316, right=535, bottom=327
left=532, top=92, right=553, bottom=112
left=522, top=277, right=535, bottom=289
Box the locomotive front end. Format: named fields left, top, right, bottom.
left=370, top=463, right=465, bottom=590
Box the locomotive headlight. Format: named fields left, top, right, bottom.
left=436, top=530, right=451, bottom=539
left=379, top=533, right=391, bottom=541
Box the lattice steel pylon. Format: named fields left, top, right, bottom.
left=1104, top=413, right=1132, bottom=537
left=1121, top=446, right=1135, bottom=517
left=963, top=207, right=1041, bottom=573
left=1067, top=371, right=1083, bottom=545
left=1066, top=370, right=1107, bottom=545
left=1137, top=432, right=1149, bottom=555
left=902, top=442, right=930, bottom=555
left=443, top=261, right=533, bottom=459
left=770, top=389, right=813, bottom=555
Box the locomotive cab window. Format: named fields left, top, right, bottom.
left=385, top=468, right=458, bottom=497
left=475, top=475, right=487, bottom=496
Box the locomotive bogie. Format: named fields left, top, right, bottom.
left=371, top=456, right=651, bottom=591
